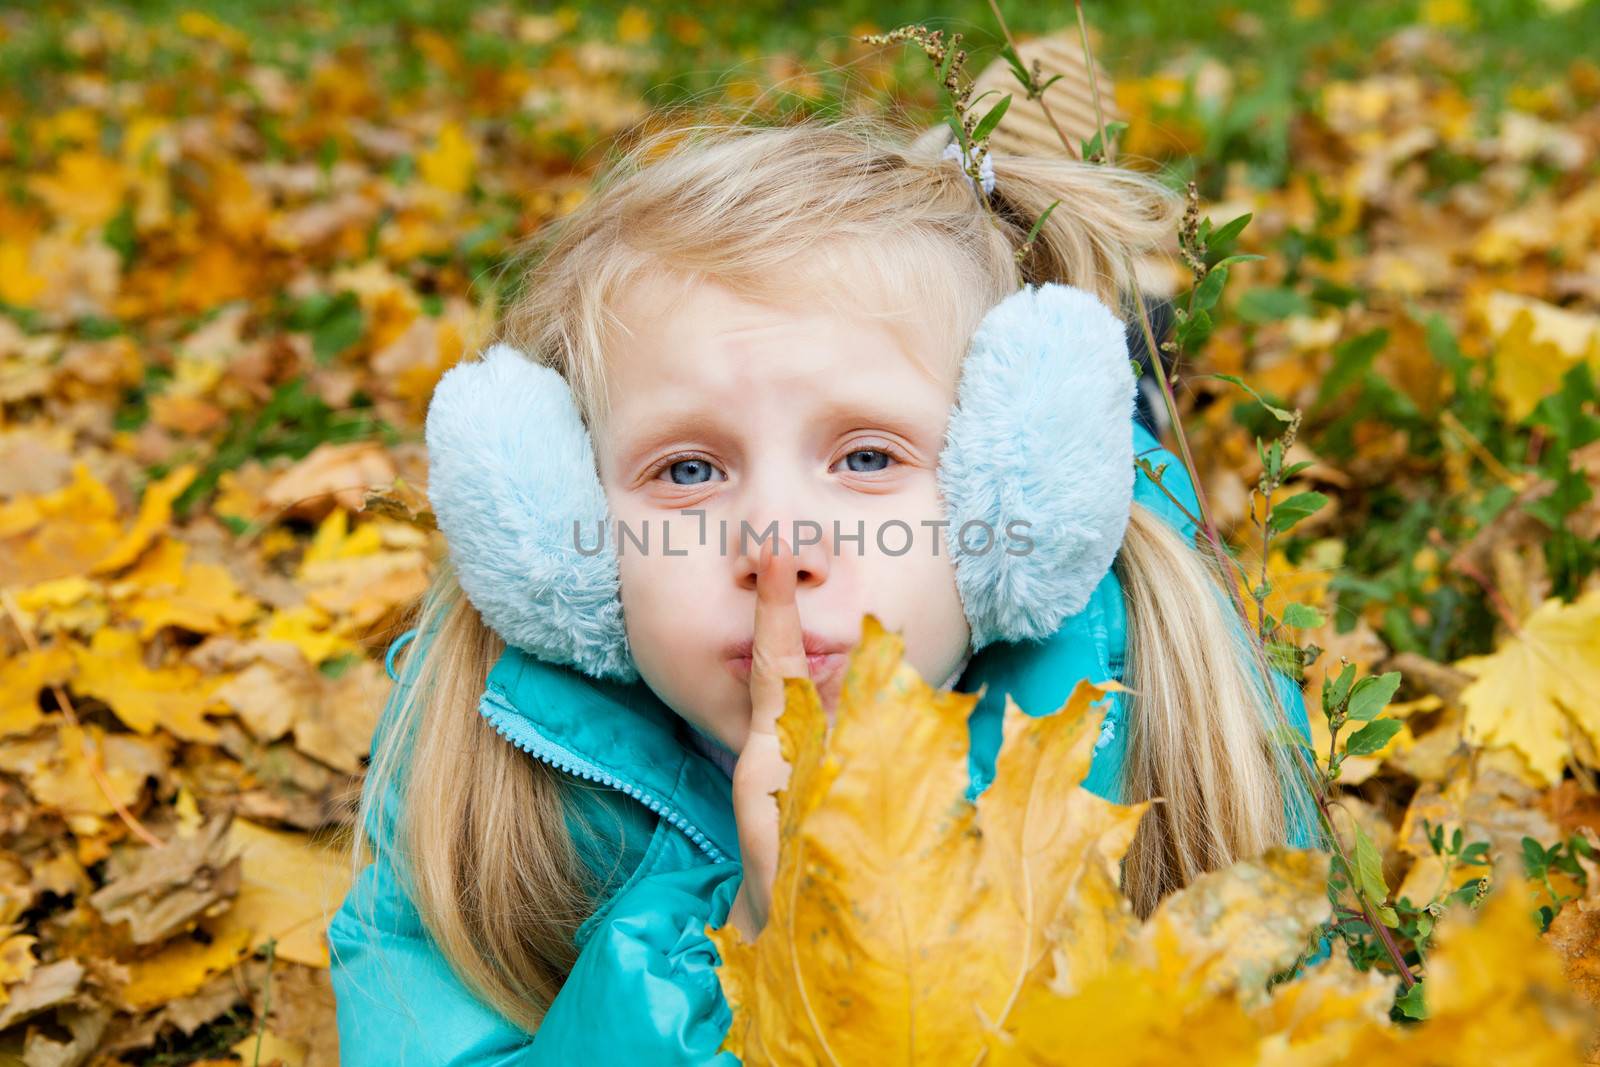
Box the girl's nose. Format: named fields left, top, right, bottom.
left=731, top=520, right=832, bottom=592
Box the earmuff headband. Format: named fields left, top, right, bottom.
left=423, top=281, right=1136, bottom=679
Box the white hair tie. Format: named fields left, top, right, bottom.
left=941, top=139, right=995, bottom=197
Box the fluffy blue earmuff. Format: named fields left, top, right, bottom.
left=934, top=282, right=1136, bottom=652
left=423, top=280, right=1137, bottom=681
left=423, top=343, right=638, bottom=682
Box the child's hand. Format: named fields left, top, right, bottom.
left=726, top=536, right=808, bottom=941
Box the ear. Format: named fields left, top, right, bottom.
left=936, top=282, right=1137, bottom=653
left=424, top=342, right=637, bottom=682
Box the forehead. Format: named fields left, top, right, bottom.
left=598, top=272, right=955, bottom=432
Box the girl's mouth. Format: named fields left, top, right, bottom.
left=725, top=652, right=847, bottom=688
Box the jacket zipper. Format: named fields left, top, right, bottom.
left=478, top=684, right=730, bottom=864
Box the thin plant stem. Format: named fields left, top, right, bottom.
left=1040, top=1, right=1418, bottom=990
left=1074, top=0, right=1109, bottom=154
left=1128, top=283, right=1254, bottom=624
left=252, top=937, right=277, bottom=1067
left=984, top=0, right=1084, bottom=160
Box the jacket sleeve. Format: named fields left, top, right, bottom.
left=332, top=629, right=745, bottom=1064
left=529, top=860, right=744, bottom=1064
left=331, top=846, right=745, bottom=1065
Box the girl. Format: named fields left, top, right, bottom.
left=328, top=114, right=1322, bottom=1064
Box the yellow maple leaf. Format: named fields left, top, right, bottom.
left=9, top=575, right=108, bottom=638
left=0, top=237, right=46, bottom=307
left=91, top=464, right=198, bottom=575
left=0, top=644, right=73, bottom=739
left=711, top=616, right=1594, bottom=1065
left=110, top=536, right=259, bottom=637
left=1475, top=293, right=1600, bottom=423
left=617, top=6, right=653, bottom=44
left=1353, top=880, right=1593, bottom=1064
left=303, top=548, right=430, bottom=633
left=0, top=722, right=171, bottom=838
left=114, top=922, right=253, bottom=1012
left=259, top=604, right=364, bottom=666
left=0, top=464, right=195, bottom=590
left=301, top=507, right=384, bottom=565
left=175, top=10, right=249, bottom=51
left=329, top=260, right=422, bottom=356
left=0, top=928, right=38, bottom=1009
left=0, top=885, right=40, bottom=1010
left=210, top=817, right=354, bottom=968
left=1129, top=848, right=1334, bottom=1010
left=230, top=1030, right=308, bottom=1067
left=69, top=627, right=225, bottom=743
left=418, top=121, right=477, bottom=196
left=995, top=955, right=1261, bottom=1066
left=1420, top=0, right=1476, bottom=27
left=710, top=614, right=1147, bottom=1063
left=1456, top=589, right=1600, bottom=785
left=990, top=847, right=1333, bottom=1065
left=991, top=859, right=1589, bottom=1066
left=25, top=149, right=130, bottom=232
left=0, top=464, right=124, bottom=586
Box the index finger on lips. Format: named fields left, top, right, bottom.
left=749, top=536, right=809, bottom=737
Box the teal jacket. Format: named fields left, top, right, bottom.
left=328, top=425, right=1323, bottom=1064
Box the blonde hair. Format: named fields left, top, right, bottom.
left=344, top=111, right=1319, bottom=1032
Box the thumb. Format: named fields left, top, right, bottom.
left=748, top=536, right=808, bottom=739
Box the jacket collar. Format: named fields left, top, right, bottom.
left=478, top=643, right=739, bottom=863
left=1131, top=420, right=1199, bottom=543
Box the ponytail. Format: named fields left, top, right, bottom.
left=1113, top=505, right=1318, bottom=918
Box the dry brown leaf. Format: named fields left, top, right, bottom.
left=88, top=812, right=240, bottom=946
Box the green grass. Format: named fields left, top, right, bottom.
left=4, top=0, right=1595, bottom=125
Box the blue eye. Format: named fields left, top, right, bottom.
left=841, top=448, right=892, bottom=473
left=665, top=458, right=719, bottom=485
left=649, top=444, right=901, bottom=486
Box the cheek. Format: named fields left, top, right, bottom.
left=615, top=533, right=710, bottom=659
left=850, top=482, right=971, bottom=683
left=875, top=547, right=970, bottom=682
left=614, top=532, right=750, bottom=747
left=611, top=508, right=739, bottom=675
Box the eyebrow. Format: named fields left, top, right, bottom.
left=612, top=412, right=726, bottom=470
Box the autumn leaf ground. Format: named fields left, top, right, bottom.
left=1, top=2, right=1598, bottom=1065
